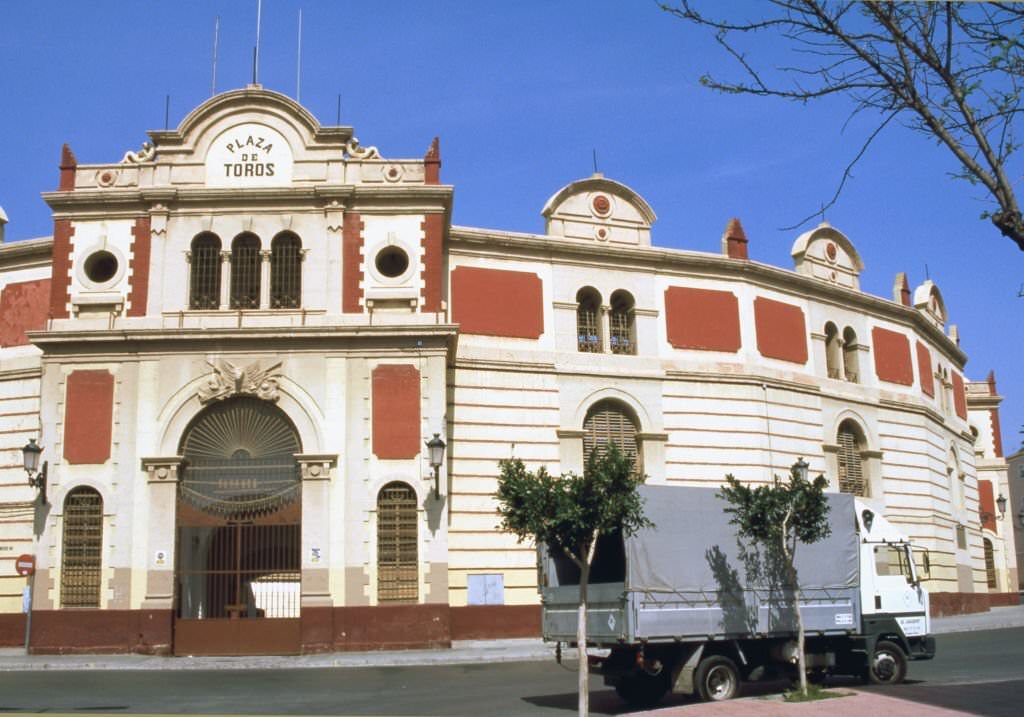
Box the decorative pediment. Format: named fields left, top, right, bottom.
left=913, top=279, right=947, bottom=329
left=197, top=359, right=283, bottom=404
left=541, top=173, right=656, bottom=246
left=791, top=222, right=864, bottom=290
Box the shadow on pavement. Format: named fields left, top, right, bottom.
left=523, top=680, right=796, bottom=714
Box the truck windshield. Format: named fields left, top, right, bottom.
left=874, top=544, right=914, bottom=583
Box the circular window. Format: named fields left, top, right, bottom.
left=375, top=246, right=409, bottom=278
left=84, top=250, right=119, bottom=284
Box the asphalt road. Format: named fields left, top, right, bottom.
left=0, top=627, right=1021, bottom=716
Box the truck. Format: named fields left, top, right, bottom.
left=539, top=485, right=936, bottom=707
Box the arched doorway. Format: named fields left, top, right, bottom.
left=174, top=396, right=302, bottom=655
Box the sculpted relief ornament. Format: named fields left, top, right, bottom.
left=197, top=359, right=283, bottom=404
left=121, top=141, right=157, bottom=164
left=343, top=137, right=380, bottom=159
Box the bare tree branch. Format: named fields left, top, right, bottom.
left=661, top=0, right=1024, bottom=250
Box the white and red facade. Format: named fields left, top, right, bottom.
left=0, top=87, right=1016, bottom=654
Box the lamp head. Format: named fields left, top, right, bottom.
left=426, top=433, right=446, bottom=469
left=22, top=438, right=42, bottom=475
left=792, top=457, right=809, bottom=482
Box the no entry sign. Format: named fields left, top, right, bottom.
left=14, top=554, right=35, bottom=577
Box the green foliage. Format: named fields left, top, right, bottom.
left=718, top=468, right=831, bottom=551
left=496, top=444, right=652, bottom=566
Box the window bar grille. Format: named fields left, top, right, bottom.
left=271, top=235, right=302, bottom=309
left=61, top=489, right=103, bottom=608
left=583, top=404, right=640, bottom=473
left=378, top=483, right=418, bottom=602
left=609, top=309, right=635, bottom=355
left=577, top=308, right=601, bottom=352
left=231, top=236, right=262, bottom=309
left=190, top=237, right=222, bottom=310
left=837, top=428, right=865, bottom=496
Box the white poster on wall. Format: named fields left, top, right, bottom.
left=205, top=122, right=294, bottom=187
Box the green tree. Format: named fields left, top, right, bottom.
left=661, top=1, right=1024, bottom=251
left=496, top=445, right=651, bottom=717
left=718, top=463, right=831, bottom=697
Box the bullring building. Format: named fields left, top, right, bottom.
left=0, top=86, right=1016, bottom=655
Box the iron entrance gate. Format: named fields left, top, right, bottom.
left=174, top=397, right=303, bottom=656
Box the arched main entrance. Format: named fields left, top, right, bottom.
left=173, top=396, right=302, bottom=655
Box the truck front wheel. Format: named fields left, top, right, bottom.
left=614, top=670, right=668, bottom=708
left=695, top=655, right=740, bottom=701
left=866, top=640, right=907, bottom=685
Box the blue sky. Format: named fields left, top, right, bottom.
left=1, top=1, right=1021, bottom=453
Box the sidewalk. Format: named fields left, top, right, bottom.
left=632, top=689, right=972, bottom=717
left=0, top=604, right=1021, bottom=672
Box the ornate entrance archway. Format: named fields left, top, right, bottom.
left=173, top=396, right=302, bottom=655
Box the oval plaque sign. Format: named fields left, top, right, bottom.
left=205, top=122, right=294, bottom=187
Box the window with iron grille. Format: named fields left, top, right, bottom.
left=609, top=290, right=636, bottom=355
left=837, top=422, right=866, bottom=496
left=189, top=233, right=222, bottom=310
left=270, top=233, right=302, bottom=308
left=583, top=400, right=640, bottom=470
left=61, top=487, right=103, bottom=608
left=230, top=233, right=262, bottom=309
left=983, top=538, right=997, bottom=589
left=378, top=482, right=418, bottom=602
left=576, top=288, right=601, bottom=353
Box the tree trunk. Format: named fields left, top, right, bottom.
left=578, top=562, right=590, bottom=717
left=783, top=539, right=808, bottom=696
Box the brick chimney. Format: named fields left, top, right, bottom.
left=721, top=218, right=748, bottom=260
left=59, top=144, right=77, bottom=191
left=424, top=136, right=441, bottom=185
left=893, top=272, right=911, bottom=306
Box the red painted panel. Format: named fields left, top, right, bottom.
left=0, top=279, right=51, bottom=347
left=63, top=370, right=114, bottom=464
left=916, top=341, right=934, bottom=397
left=49, top=219, right=74, bottom=319
left=451, top=266, right=544, bottom=339
left=342, top=212, right=363, bottom=313
left=127, top=216, right=151, bottom=317
left=979, top=479, right=997, bottom=532
left=952, top=372, right=967, bottom=419
left=28, top=609, right=171, bottom=654
left=664, top=287, right=741, bottom=352
left=372, top=364, right=420, bottom=459
left=753, top=297, right=807, bottom=364
left=420, top=213, right=443, bottom=313
left=871, top=327, right=914, bottom=386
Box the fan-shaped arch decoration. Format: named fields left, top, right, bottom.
left=179, top=396, right=301, bottom=519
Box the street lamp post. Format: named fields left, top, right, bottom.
left=21, top=439, right=47, bottom=504
left=426, top=433, right=446, bottom=499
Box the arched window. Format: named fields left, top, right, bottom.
left=609, top=290, right=636, bottom=355
left=61, top=487, right=103, bottom=608
left=230, top=233, right=261, bottom=309
left=270, top=232, right=302, bottom=309
left=377, top=482, right=418, bottom=603
left=837, top=421, right=867, bottom=496
left=983, top=538, right=997, bottom=589
left=583, top=400, right=640, bottom=468
left=842, top=327, right=860, bottom=383
left=824, top=323, right=841, bottom=379
left=576, top=288, right=602, bottom=353
left=189, top=233, right=222, bottom=310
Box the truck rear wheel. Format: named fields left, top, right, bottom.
left=695, top=655, right=740, bottom=701
left=614, top=671, right=668, bottom=708
left=866, top=640, right=907, bottom=685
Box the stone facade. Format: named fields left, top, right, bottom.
left=0, top=86, right=1016, bottom=654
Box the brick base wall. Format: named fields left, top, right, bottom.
left=929, top=591, right=1021, bottom=617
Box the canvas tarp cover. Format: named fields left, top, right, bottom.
left=625, top=485, right=858, bottom=593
